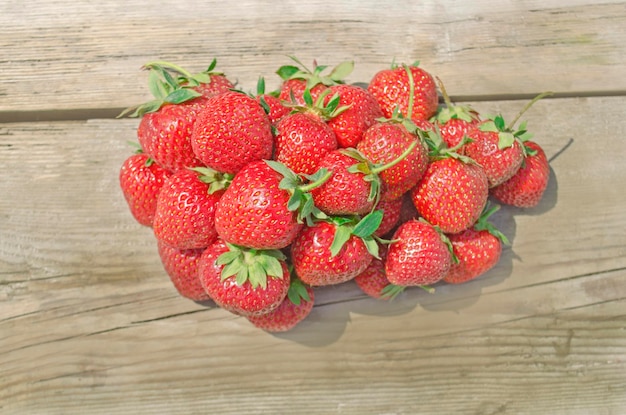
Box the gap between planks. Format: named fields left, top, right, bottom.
left=2, top=90, right=625, bottom=123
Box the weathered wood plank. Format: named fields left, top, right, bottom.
left=1, top=0, right=625, bottom=116
left=1, top=96, right=625, bottom=413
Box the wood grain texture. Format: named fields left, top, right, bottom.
left=1, top=96, right=625, bottom=414
left=1, top=0, right=625, bottom=116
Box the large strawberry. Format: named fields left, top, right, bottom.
left=443, top=204, right=509, bottom=284
left=276, top=56, right=354, bottom=106
left=191, top=90, right=274, bottom=175
left=411, top=148, right=489, bottom=234
left=324, top=84, right=384, bottom=148
left=157, top=240, right=209, bottom=302
left=490, top=141, right=550, bottom=208
left=368, top=62, right=438, bottom=122
left=246, top=278, right=315, bottom=332
left=198, top=239, right=290, bottom=316
left=290, top=212, right=382, bottom=286
left=214, top=160, right=330, bottom=250
left=153, top=168, right=228, bottom=250
left=385, top=219, right=453, bottom=286
left=119, top=152, right=171, bottom=227
left=357, top=121, right=429, bottom=201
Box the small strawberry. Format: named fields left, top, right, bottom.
left=368, top=62, right=438, bottom=122
left=357, top=121, right=429, bottom=201
left=119, top=62, right=223, bottom=173
left=411, top=139, right=489, bottom=234
left=354, top=244, right=397, bottom=299
left=191, top=90, right=274, bottom=175
left=276, top=56, right=354, bottom=106
left=198, top=239, right=290, bottom=316
left=290, top=212, right=383, bottom=286
left=214, top=160, right=330, bottom=250
left=153, top=167, right=229, bottom=250
left=431, top=77, right=481, bottom=149
left=255, top=76, right=291, bottom=124
left=247, top=278, right=315, bottom=332
left=324, top=84, right=384, bottom=148
left=443, top=204, right=509, bottom=284
left=385, top=219, right=453, bottom=286
left=119, top=152, right=171, bottom=227
left=157, top=240, right=209, bottom=302
left=490, top=141, right=550, bottom=208
left=373, top=197, right=403, bottom=237
left=463, top=92, right=553, bottom=187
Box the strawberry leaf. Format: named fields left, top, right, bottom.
left=287, top=278, right=311, bottom=306
left=380, top=284, right=405, bottom=300
left=329, top=60, right=355, bottom=82
left=330, top=225, right=352, bottom=257
left=497, top=132, right=516, bottom=149
left=352, top=210, right=383, bottom=239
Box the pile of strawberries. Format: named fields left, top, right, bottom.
left=119, top=57, right=551, bottom=332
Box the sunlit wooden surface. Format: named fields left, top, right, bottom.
left=1, top=1, right=625, bottom=414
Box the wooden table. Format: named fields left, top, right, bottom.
left=1, top=1, right=625, bottom=413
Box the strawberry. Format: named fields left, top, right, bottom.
left=357, top=121, right=429, bottom=201
left=153, top=168, right=228, bottom=250
left=290, top=213, right=382, bottom=286
left=120, top=61, right=230, bottom=173
left=411, top=155, right=489, bottom=234
left=368, top=62, right=438, bottom=122
left=443, top=204, right=509, bottom=284
left=191, top=90, right=274, bottom=175
left=276, top=56, right=354, bottom=106
left=354, top=244, right=402, bottom=300
left=254, top=76, right=291, bottom=124
left=119, top=152, right=171, bottom=227
left=385, top=219, right=453, bottom=286
left=246, top=278, right=315, bottom=332
left=157, top=240, right=209, bottom=301
left=273, top=91, right=340, bottom=175
left=198, top=239, right=290, bottom=316
left=214, top=160, right=330, bottom=250
left=490, top=141, right=550, bottom=208
left=431, top=77, right=481, bottom=149
left=373, top=197, right=403, bottom=237
left=463, top=92, right=553, bottom=187
left=324, top=84, right=384, bottom=148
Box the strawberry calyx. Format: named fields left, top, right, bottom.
left=216, top=243, right=287, bottom=289
left=144, top=58, right=226, bottom=88
left=431, top=76, right=480, bottom=125
left=421, top=125, right=476, bottom=164
left=328, top=210, right=385, bottom=259
left=473, top=203, right=510, bottom=245
left=189, top=166, right=234, bottom=194
left=117, top=62, right=204, bottom=118
left=287, top=277, right=312, bottom=306
left=284, top=88, right=352, bottom=121
left=264, top=160, right=332, bottom=226
left=418, top=217, right=460, bottom=264
left=276, top=56, right=354, bottom=89
left=479, top=91, right=553, bottom=154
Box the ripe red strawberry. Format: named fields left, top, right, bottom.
left=385, top=219, right=453, bottom=286
left=291, top=213, right=382, bottom=286
left=119, top=153, right=171, bottom=227
left=431, top=77, right=481, bottom=149
left=310, top=149, right=376, bottom=216
left=191, top=91, right=274, bottom=175
left=411, top=157, right=489, bottom=234
left=463, top=123, right=525, bottom=188
left=443, top=204, right=508, bottom=284
left=354, top=244, right=401, bottom=300
left=357, top=122, right=429, bottom=201
left=368, top=62, right=438, bottom=122
left=324, top=84, right=384, bottom=148
left=274, top=111, right=338, bottom=175
left=157, top=240, right=209, bottom=301
left=276, top=57, right=353, bottom=106
left=254, top=76, right=291, bottom=124
left=373, top=197, right=403, bottom=237
left=490, top=141, right=550, bottom=208
left=153, top=168, right=226, bottom=250
left=214, top=160, right=330, bottom=250
left=246, top=278, right=315, bottom=332
left=198, top=239, right=290, bottom=316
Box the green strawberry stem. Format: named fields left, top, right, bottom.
left=474, top=203, right=510, bottom=245
left=370, top=139, right=418, bottom=175
left=506, top=91, right=554, bottom=130
left=436, top=76, right=453, bottom=109
left=298, top=169, right=333, bottom=193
